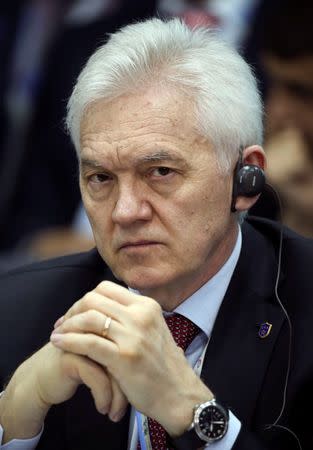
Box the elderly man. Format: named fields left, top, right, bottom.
left=0, top=18, right=312, bottom=450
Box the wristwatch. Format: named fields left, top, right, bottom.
left=171, top=398, right=229, bottom=449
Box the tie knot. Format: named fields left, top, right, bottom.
left=165, top=313, right=200, bottom=351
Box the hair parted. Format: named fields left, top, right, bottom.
left=66, top=17, right=263, bottom=171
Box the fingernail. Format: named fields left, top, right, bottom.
left=99, top=405, right=109, bottom=415
left=111, top=409, right=125, bottom=422
left=50, top=333, right=63, bottom=344
left=54, top=316, right=64, bottom=328
left=51, top=326, right=61, bottom=335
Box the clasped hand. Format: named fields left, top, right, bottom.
left=49, top=281, right=205, bottom=434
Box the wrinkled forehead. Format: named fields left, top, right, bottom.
left=79, top=89, right=211, bottom=161
left=80, top=86, right=197, bottom=135
left=78, top=89, right=220, bottom=176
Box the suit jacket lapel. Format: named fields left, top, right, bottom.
left=201, top=221, right=286, bottom=425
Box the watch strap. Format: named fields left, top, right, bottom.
left=170, top=398, right=229, bottom=449
left=170, top=425, right=208, bottom=449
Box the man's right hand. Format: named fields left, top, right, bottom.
left=0, top=342, right=127, bottom=443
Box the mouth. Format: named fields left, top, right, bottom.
left=119, top=240, right=161, bottom=250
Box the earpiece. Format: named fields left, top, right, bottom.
left=231, top=150, right=266, bottom=212
left=232, top=167, right=299, bottom=446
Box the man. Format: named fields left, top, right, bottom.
left=252, top=0, right=313, bottom=236
left=0, top=18, right=312, bottom=450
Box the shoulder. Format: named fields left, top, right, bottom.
left=245, top=216, right=313, bottom=259
left=0, top=248, right=117, bottom=312
left=0, top=249, right=120, bottom=380
left=0, top=248, right=110, bottom=309
left=245, top=216, right=313, bottom=301
left=0, top=247, right=105, bottom=279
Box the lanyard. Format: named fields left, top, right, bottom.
left=136, top=339, right=210, bottom=450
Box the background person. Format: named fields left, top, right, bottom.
left=247, top=0, right=313, bottom=236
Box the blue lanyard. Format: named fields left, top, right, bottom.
left=135, top=410, right=150, bottom=450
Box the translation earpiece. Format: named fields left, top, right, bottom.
left=231, top=155, right=266, bottom=212
left=236, top=164, right=266, bottom=197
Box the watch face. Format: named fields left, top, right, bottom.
left=195, top=401, right=228, bottom=442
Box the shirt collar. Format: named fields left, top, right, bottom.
left=130, top=226, right=242, bottom=338
left=172, top=227, right=242, bottom=337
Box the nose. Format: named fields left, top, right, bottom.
left=111, top=180, right=152, bottom=226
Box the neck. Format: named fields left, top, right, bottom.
left=141, top=223, right=239, bottom=311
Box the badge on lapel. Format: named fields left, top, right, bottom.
left=258, top=322, right=272, bottom=339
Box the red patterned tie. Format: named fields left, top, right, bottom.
left=138, top=313, right=200, bottom=450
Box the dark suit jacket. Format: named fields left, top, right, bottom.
left=1, top=217, right=313, bottom=449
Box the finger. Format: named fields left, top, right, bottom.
left=63, top=353, right=113, bottom=415
left=53, top=310, right=123, bottom=342
left=54, top=315, right=65, bottom=328
left=51, top=332, right=118, bottom=369
left=95, top=281, right=145, bottom=306
left=56, top=291, right=127, bottom=326
left=108, top=377, right=128, bottom=422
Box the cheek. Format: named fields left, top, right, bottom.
left=192, top=181, right=231, bottom=217
left=168, top=185, right=231, bottom=242
left=197, top=190, right=232, bottom=238
left=83, top=201, right=112, bottom=244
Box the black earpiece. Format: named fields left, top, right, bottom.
left=231, top=151, right=266, bottom=212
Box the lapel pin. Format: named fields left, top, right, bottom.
left=258, top=322, right=272, bottom=339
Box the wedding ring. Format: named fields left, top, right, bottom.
left=102, top=316, right=112, bottom=338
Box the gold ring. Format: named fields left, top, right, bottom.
left=102, top=316, right=112, bottom=338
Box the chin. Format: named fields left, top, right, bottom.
left=115, top=267, right=172, bottom=293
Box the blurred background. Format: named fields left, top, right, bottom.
left=0, top=0, right=312, bottom=271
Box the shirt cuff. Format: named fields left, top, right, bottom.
left=0, top=424, right=43, bottom=450
left=203, top=410, right=241, bottom=450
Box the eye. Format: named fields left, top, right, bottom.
left=88, top=173, right=112, bottom=183
left=151, top=167, right=173, bottom=177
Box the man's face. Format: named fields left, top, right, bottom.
left=79, top=87, right=237, bottom=307
left=264, top=54, right=313, bottom=148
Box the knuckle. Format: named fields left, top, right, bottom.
left=133, top=310, right=153, bottom=329
left=63, top=308, right=73, bottom=321
left=147, top=298, right=162, bottom=315
left=119, top=346, right=141, bottom=363
left=119, top=336, right=143, bottom=363
left=98, top=280, right=111, bottom=291
left=133, top=298, right=161, bottom=329
left=84, top=309, right=99, bottom=328
left=82, top=291, right=94, bottom=306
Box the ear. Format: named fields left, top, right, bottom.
left=234, top=145, right=267, bottom=212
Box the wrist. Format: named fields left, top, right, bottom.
left=172, top=398, right=230, bottom=449
left=0, top=366, right=50, bottom=443
left=162, top=377, right=214, bottom=437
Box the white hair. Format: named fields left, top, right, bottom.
left=66, top=18, right=263, bottom=172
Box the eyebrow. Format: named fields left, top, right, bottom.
left=80, top=150, right=186, bottom=169
left=80, top=158, right=104, bottom=170
left=136, top=150, right=185, bottom=164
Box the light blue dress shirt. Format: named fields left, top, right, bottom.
left=128, top=228, right=242, bottom=450
left=0, top=228, right=242, bottom=449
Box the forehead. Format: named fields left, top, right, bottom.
left=79, top=87, right=210, bottom=164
